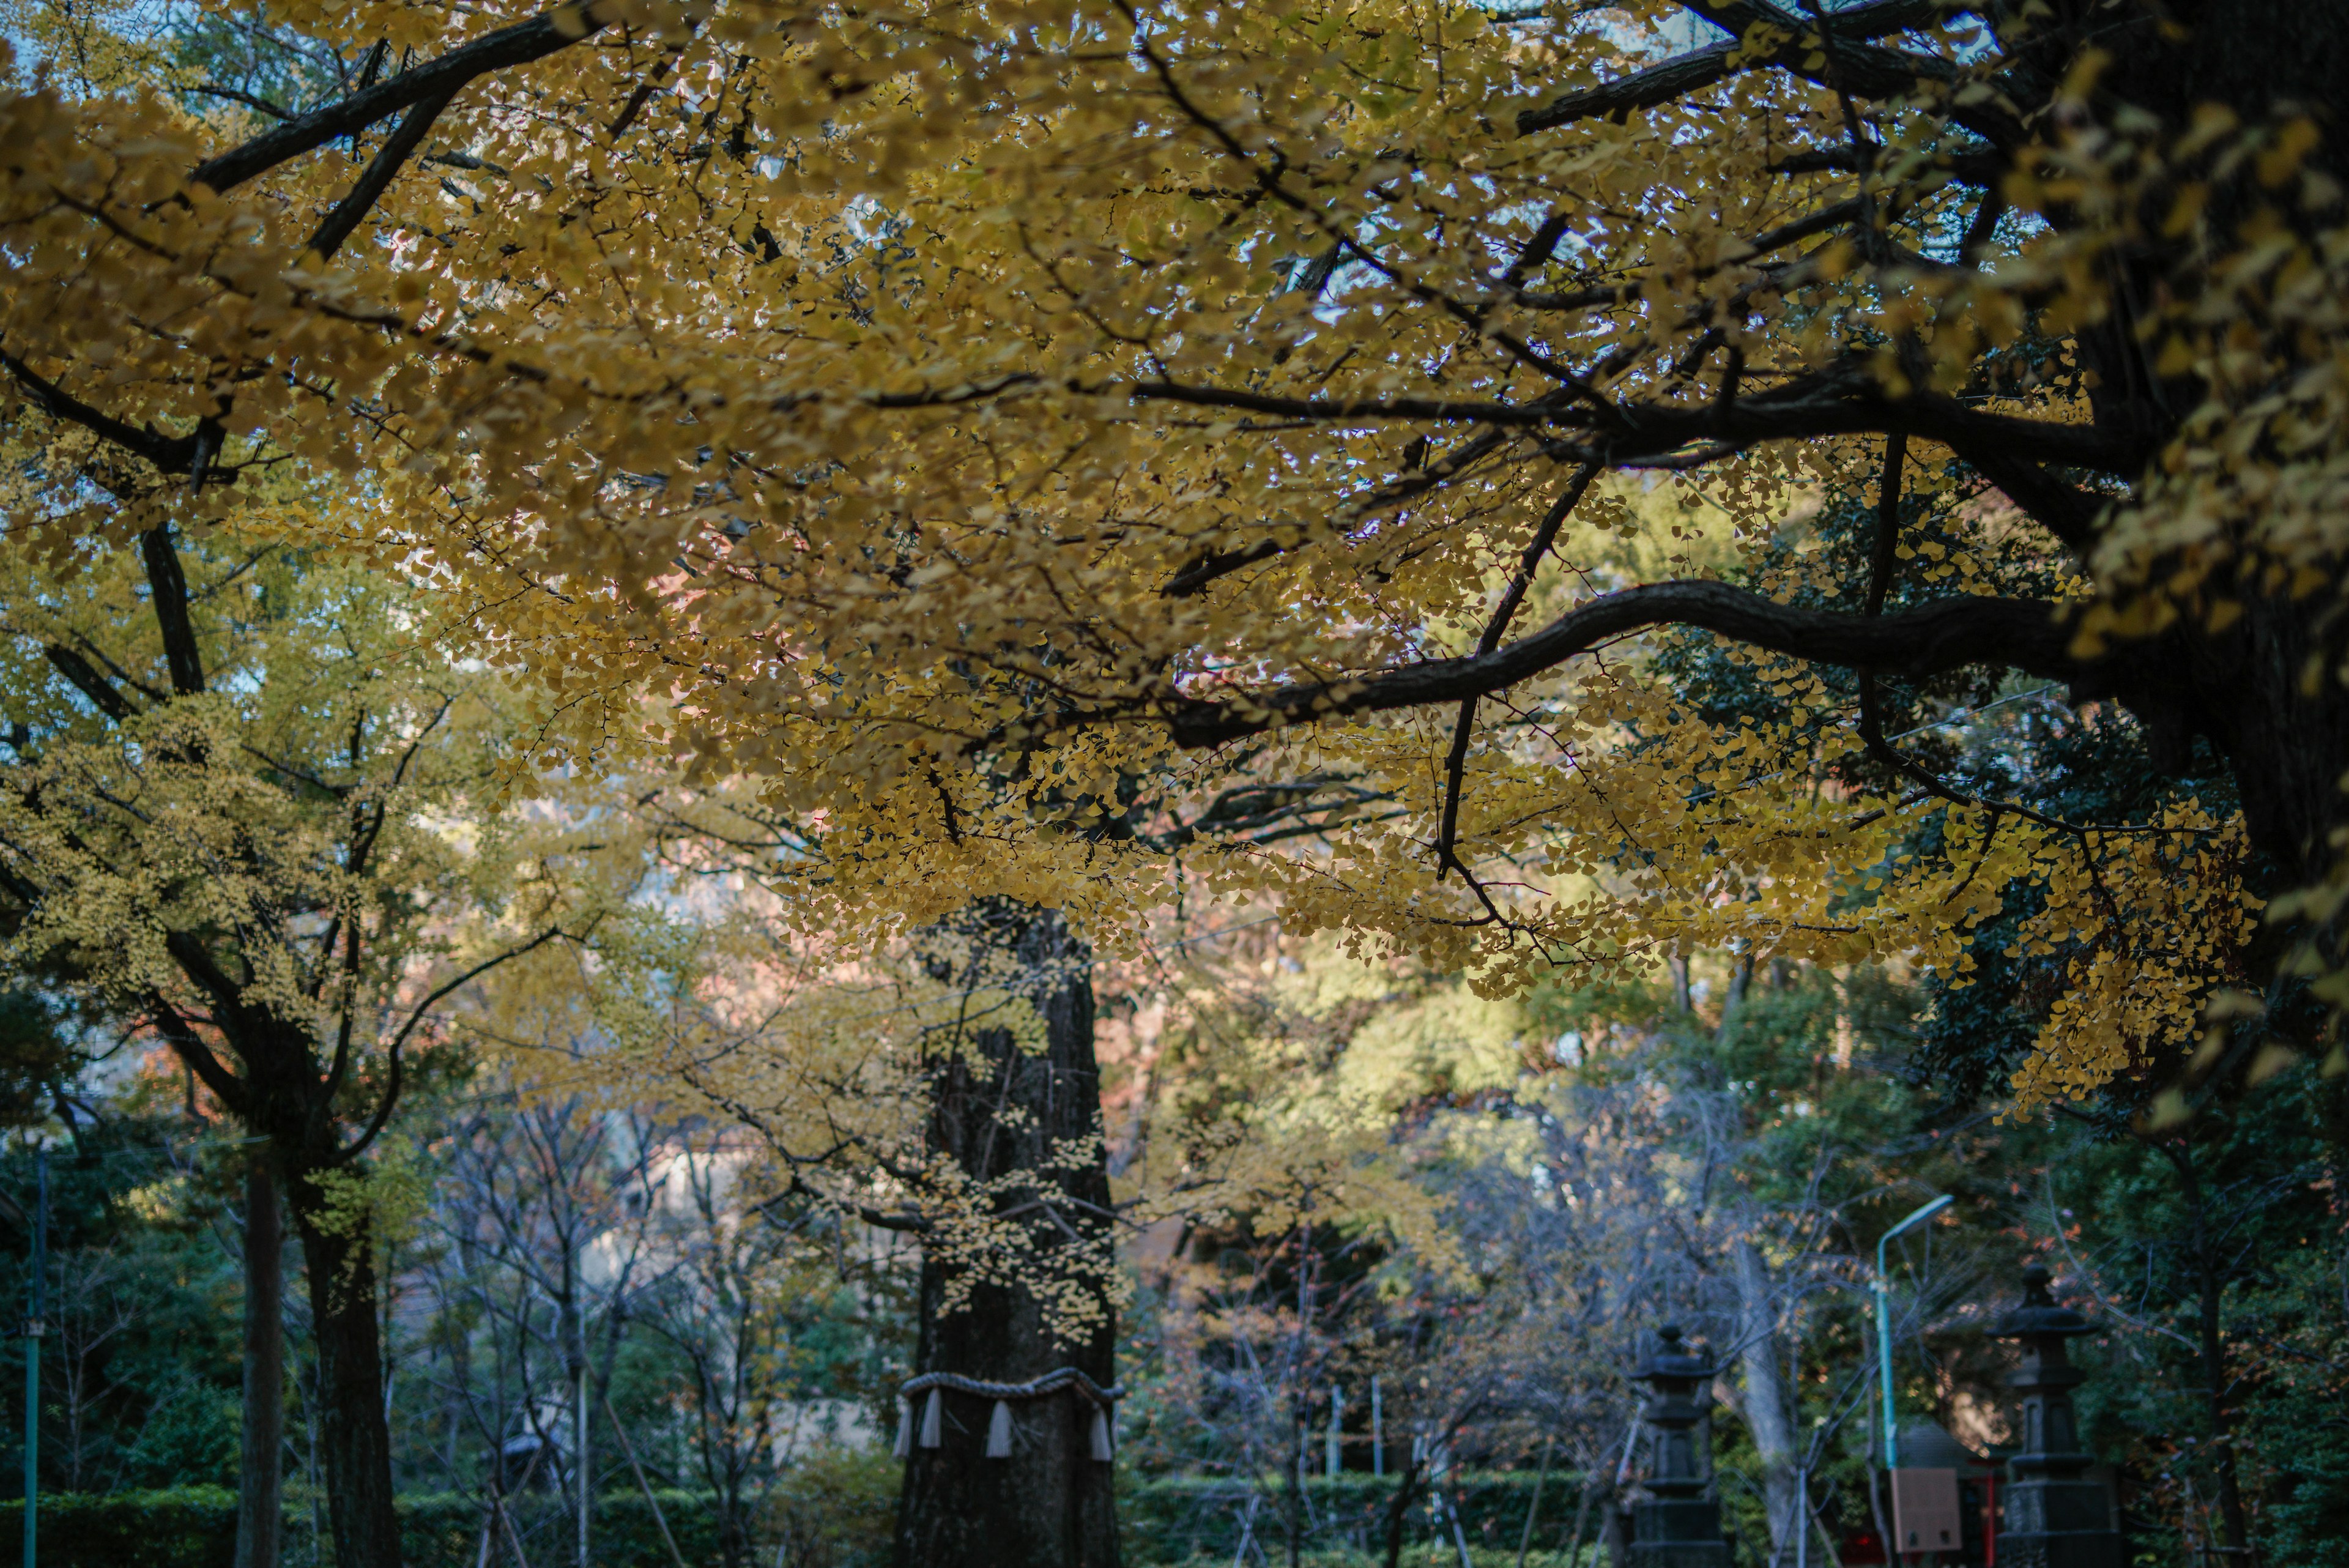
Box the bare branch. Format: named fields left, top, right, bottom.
left=337, top=924, right=581, bottom=1163
left=43, top=647, right=138, bottom=720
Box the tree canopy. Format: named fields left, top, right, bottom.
left=8, top=0, right=2347, bottom=1116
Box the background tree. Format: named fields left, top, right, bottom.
left=0, top=514, right=622, bottom=1568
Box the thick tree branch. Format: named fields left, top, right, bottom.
left=0, top=349, right=208, bottom=473
left=148, top=995, right=252, bottom=1118
left=1520, top=0, right=2008, bottom=139
left=1128, top=375, right=2149, bottom=475
left=1436, top=464, right=1597, bottom=885
left=164, top=931, right=260, bottom=1028
left=1677, top=0, right=2026, bottom=145
left=1163, top=580, right=2079, bottom=748
left=308, top=89, right=459, bottom=260
left=1520, top=42, right=1751, bottom=133
left=1946, top=441, right=2112, bottom=554
left=139, top=526, right=207, bottom=696
left=43, top=647, right=138, bottom=720
left=188, top=1, right=619, bottom=196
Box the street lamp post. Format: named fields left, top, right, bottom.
left=22, top=1148, right=43, bottom=1568
left=1874, top=1195, right=1953, bottom=1471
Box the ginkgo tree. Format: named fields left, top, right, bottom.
left=4, top=0, right=2340, bottom=1079
left=4, top=0, right=2348, bottom=1556
left=0, top=492, right=629, bottom=1568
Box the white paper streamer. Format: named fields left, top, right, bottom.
left=1089, top=1407, right=1114, bottom=1462
left=918, top=1387, right=944, bottom=1449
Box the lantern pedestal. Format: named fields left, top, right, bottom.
left=1992, top=1266, right=2125, bottom=1568
left=1628, top=1326, right=1731, bottom=1568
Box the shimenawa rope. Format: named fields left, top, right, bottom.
left=892, top=1367, right=1124, bottom=1462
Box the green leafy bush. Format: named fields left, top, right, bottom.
left=1119, top=1471, right=1581, bottom=1564
left=127, top=1388, right=243, bottom=1490
left=0, top=1486, right=238, bottom=1568
left=0, top=1469, right=1571, bottom=1567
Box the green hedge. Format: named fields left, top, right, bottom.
left=0, top=1487, right=240, bottom=1568
left=0, top=1468, right=1573, bottom=1567
left=0, top=1486, right=741, bottom=1568
left=1121, top=1471, right=1584, bottom=1563
left=394, top=1488, right=732, bottom=1568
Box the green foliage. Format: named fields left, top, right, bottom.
left=0, top=1487, right=239, bottom=1568
left=765, top=1450, right=899, bottom=1568
left=0, top=1481, right=1604, bottom=1568
left=124, top=1386, right=239, bottom=1490
left=0, top=1122, right=243, bottom=1497
left=2046, top=1071, right=2349, bottom=1559
left=0, top=992, right=78, bottom=1128
left=1118, top=1471, right=1579, bottom=1564
left=2, top=1485, right=880, bottom=1568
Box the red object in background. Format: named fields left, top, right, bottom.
left=1842, top=1526, right=1890, bottom=1565
left=1984, top=1474, right=1998, bottom=1568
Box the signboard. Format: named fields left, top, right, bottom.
left=1890, top=1467, right=1964, bottom=1557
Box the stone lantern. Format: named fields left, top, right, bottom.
left=1629, top=1325, right=1731, bottom=1568
left=1992, top=1265, right=2124, bottom=1568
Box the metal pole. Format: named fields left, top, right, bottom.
left=1370, top=1376, right=1383, bottom=1477
left=574, top=1244, right=588, bottom=1568
left=1874, top=1194, right=1953, bottom=1477
left=576, top=1356, right=588, bottom=1568
left=23, top=1148, right=45, bottom=1568
left=1874, top=1273, right=1898, bottom=1471
left=1795, top=1461, right=1808, bottom=1568
left=1326, top=1385, right=1341, bottom=1476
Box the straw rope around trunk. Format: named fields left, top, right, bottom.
left=892, top=1368, right=1124, bottom=1461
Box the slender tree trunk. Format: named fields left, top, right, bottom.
left=893, top=901, right=1119, bottom=1568
left=1380, top=1453, right=1427, bottom=1568
left=1599, top=1498, right=1630, bottom=1568
left=235, top=1157, right=284, bottom=1568
left=1716, top=947, right=1754, bottom=1044
left=288, top=1178, right=403, bottom=1568
left=1285, top=1408, right=1305, bottom=1568
left=2156, top=1138, right=2255, bottom=1561
left=1560, top=1476, right=1597, bottom=1568
left=1734, top=1241, right=1802, bottom=1567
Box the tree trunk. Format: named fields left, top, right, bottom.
left=1716, top=949, right=1754, bottom=1047
left=893, top=901, right=1119, bottom=1568
left=1733, top=1241, right=1802, bottom=1567
left=1380, top=1453, right=1427, bottom=1568
left=2155, top=1137, right=2255, bottom=1562
left=234, top=1157, right=284, bottom=1568
left=287, top=1176, right=403, bottom=1568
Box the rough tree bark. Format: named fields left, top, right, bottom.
left=893, top=900, right=1120, bottom=1568
left=2149, top=1135, right=2255, bottom=1561
left=233, top=1157, right=283, bottom=1568
left=283, top=1162, right=402, bottom=1568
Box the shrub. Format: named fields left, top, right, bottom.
left=0, top=1467, right=1569, bottom=1566
left=0, top=1486, right=238, bottom=1568
left=1119, top=1471, right=1582, bottom=1563
left=127, top=1388, right=243, bottom=1490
